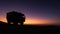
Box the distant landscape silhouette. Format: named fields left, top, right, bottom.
left=0, top=11, right=60, bottom=32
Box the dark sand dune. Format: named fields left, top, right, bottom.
left=0, top=21, right=60, bottom=33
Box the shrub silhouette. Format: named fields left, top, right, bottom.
left=6, top=11, right=25, bottom=25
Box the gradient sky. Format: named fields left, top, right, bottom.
left=0, top=0, right=60, bottom=25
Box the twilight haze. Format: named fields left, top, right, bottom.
left=0, top=0, right=60, bottom=25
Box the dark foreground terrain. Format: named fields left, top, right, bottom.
left=0, top=21, right=60, bottom=33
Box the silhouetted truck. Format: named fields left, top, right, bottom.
left=6, top=11, right=25, bottom=25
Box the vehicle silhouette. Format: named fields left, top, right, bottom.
left=6, top=11, right=25, bottom=26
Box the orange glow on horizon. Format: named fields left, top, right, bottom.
left=0, top=16, right=58, bottom=25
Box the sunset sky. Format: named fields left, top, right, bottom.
left=0, top=0, right=60, bottom=25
